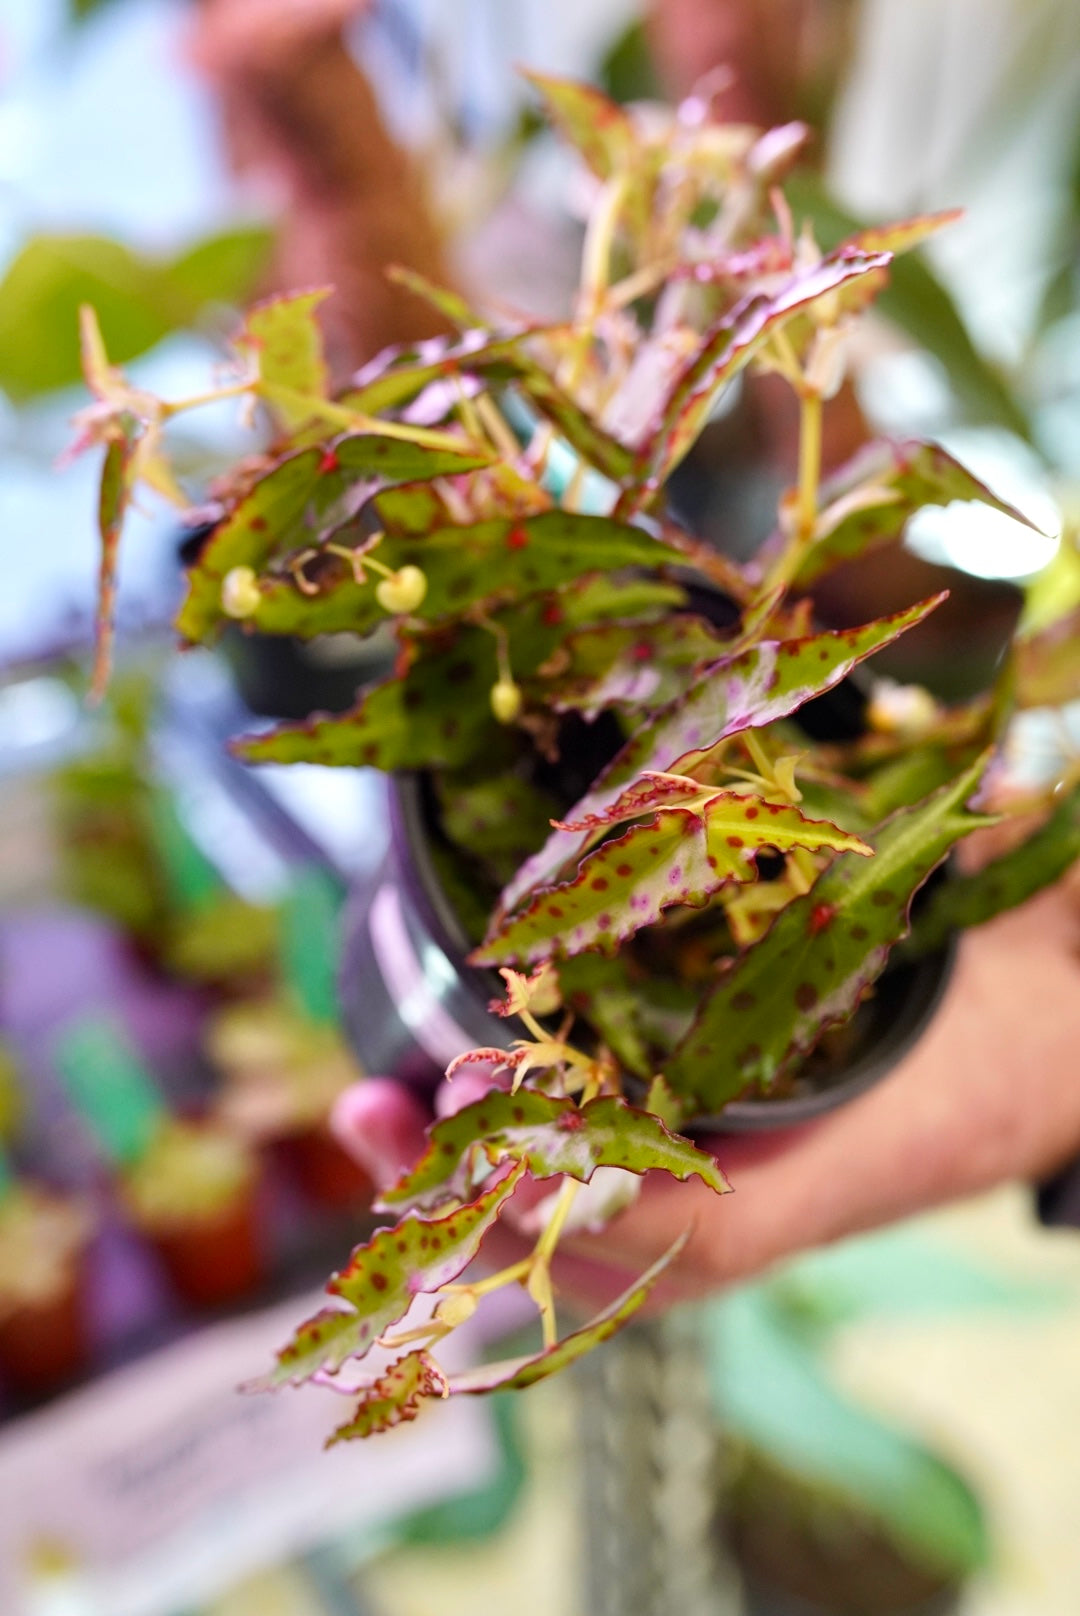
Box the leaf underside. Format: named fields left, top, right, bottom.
left=327, top=1350, right=449, bottom=1445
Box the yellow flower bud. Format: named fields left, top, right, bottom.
left=375, top=564, right=428, bottom=615
left=221, top=565, right=261, bottom=619
left=434, top=1290, right=478, bottom=1330
left=490, top=678, right=522, bottom=724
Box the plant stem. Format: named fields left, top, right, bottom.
left=796, top=389, right=823, bottom=547
left=762, top=384, right=824, bottom=595
left=744, top=730, right=774, bottom=783
left=444, top=1258, right=532, bottom=1298
left=528, top=1176, right=582, bottom=1349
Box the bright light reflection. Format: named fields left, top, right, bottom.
left=903, top=429, right=1062, bottom=581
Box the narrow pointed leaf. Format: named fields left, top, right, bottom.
left=248, top=511, right=683, bottom=639
left=841, top=209, right=963, bottom=260
left=90, top=430, right=135, bottom=700
left=513, top=354, right=638, bottom=482
left=341, top=327, right=541, bottom=416
left=790, top=439, right=1043, bottom=588
left=385, top=266, right=480, bottom=329
left=665, top=758, right=995, bottom=1111
left=326, top=1351, right=449, bottom=1446
left=782, top=172, right=1031, bottom=440
left=905, top=781, right=1080, bottom=957
left=378, top=1090, right=729, bottom=1216
left=522, top=70, right=636, bottom=182
left=478, top=792, right=870, bottom=966
left=446, top=1232, right=689, bottom=1394
left=255, top=1163, right=525, bottom=1388
left=237, top=288, right=331, bottom=426
left=626, top=251, right=891, bottom=502
left=177, top=436, right=491, bottom=642
left=499, top=596, right=945, bottom=914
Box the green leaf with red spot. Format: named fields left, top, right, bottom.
left=522, top=70, right=636, bottom=183
left=905, top=780, right=1080, bottom=958
left=788, top=438, right=1044, bottom=589
left=536, top=613, right=731, bottom=718
left=1016, top=604, right=1080, bottom=709
left=253, top=1163, right=525, bottom=1389
left=377, top=1089, right=729, bottom=1216
left=326, top=1350, right=449, bottom=1446
left=176, top=436, right=492, bottom=643
left=664, top=756, right=996, bottom=1112
left=498, top=596, right=945, bottom=915
left=247, top=511, right=684, bottom=639
left=234, top=623, right=503, bottom=771
left=622, top=251, right=891, bottom=505
left=234, top=579, right=693, bottom=772
left=341, top=328, right=541, bottom=416
left=476, top=788, right=871, bottom=966
left=374, top=480, right=451, bottom=536
left=236, top=288, right=331, bottom=427
left=446, top=1232, right=689, bottom=1395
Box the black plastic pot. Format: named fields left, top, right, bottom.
left=339, top=773, right=955, bottom=1127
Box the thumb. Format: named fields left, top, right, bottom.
left=330, top=1079, right=429, bottom=1191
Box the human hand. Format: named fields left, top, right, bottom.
left=333, top=877, right=1080, bottom=1311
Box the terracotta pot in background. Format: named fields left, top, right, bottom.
left=0, top=1267, right=89, bottom=1397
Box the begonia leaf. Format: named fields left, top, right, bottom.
left=905, top=781, right=1080, bottom=957
left=476, top=790, right=870, bottom=966
left=176, top=436, right=491, bottom=642
left=499, top=597, right=945, bottom=914
left=377, top=1090, right=729, bottom=1215
left=522, top=70, right=636, bottom=182
left=446, top=1232, right=689, bottom=1393
left=326, top=1350, right=449, bottom=1445
left=236, top=288, right=331, bottom=426
left=537, top=613, right=730, bottom=717
left=788, top=438, right=1043, bottom=589
left=247, top=511, right=683, bottom=639
left=665, top=758, right=995, bottom=1111
left=623, top=251, right=891, bottom=504
left=90, top=430, right=135, bottom=701
left=255, top=1163, right=525, bottom=1388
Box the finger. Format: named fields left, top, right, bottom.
left=330, top=1078, right=429, bottom=1189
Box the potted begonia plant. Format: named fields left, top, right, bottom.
left=75, top=72, right=1079, bottom=1439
